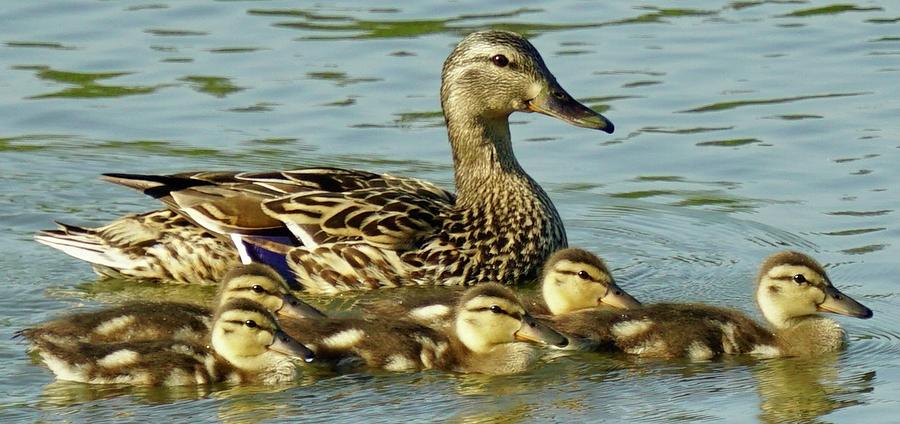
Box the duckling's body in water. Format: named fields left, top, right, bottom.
left=18, top=264, right=324, bottom=349
left=282, top=284, right=568, bottom=375
left=32, top=299, right=315, bottom=385
left=549, top=251, right=873, bottom=359
left=34, top=30, right=613, bottom=291
left=359, top=248, right=641, bottom=338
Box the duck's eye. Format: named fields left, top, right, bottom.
left=577, top=270, right=590, bottom=280
left=491, top=54, right=509, bottom=67
left=244, top=320, right=259, bottom=328
left=489, top=305, right=503, bottom=314
left=792, top=274, right=807, bottom=284
left=251, top=285, right=265, bottom=293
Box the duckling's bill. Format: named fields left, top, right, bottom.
left=269, top=330, right=316, bottom=363
left=525, top=82, right=614, bottom=133
left=600, top=283, right=642, bottom=309
left=278, top=293, right=327, bottom=319
left=817, top=285, right=873, bottom=319
left=515, top=315, right=569, bottom=348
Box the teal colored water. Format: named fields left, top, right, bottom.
left=2, top=1, right=899, bottom=422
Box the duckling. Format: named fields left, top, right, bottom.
left=533, top=248, right=642, bottom=315
left=548, top=251, right=873, bottom=359
left=281, top=283, right=568, bottom=375
left=18, top=263, right=324, bottom=349
left=360, top=248, right=641, bottom=329
left=33, top=298, right=315, bottom=385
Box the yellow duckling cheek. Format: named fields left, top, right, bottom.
left=256, top=295, right=282, bottom=314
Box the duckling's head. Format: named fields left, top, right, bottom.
left=454, top=283, right=568, bottom=353
left=217, top=264, right=326, bottom=320
left=211, top=298, right=315, bottom=371
left=441, top=30, right=613, bottom=133
left=541, top=248, right=642, bottom=315
left=755, top=251, right=873, bottom=329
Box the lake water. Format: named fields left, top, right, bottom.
left=2, top=1, right=899, bottom=422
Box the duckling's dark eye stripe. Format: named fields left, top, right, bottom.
left=224, top=319, right=272, bottom=330
left=470, top=307, right=522, bottom=320
left=771, top=276, right=823, bottom=286
left=555, top=270, right=601, bottom=282
left=231, top=287, right=273, bottom=294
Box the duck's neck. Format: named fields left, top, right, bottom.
left=445, top=111, right=532, bottom=207
left=757, top=289, right=799, bottom=330
left=769, top=314, right=815, bottom=330
left=772, top=316, right=845, bottom=356
left=759, top=300, right=847, bottom=354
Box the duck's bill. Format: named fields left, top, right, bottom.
left=525, top=83, right=614, bottom=133
left=515, top=315, right=569, bottom=348
left=599, top=284, right=642, bottom=309
left=269, top=330, right=316, bottom=363
left=277, top=293, right=327, bottom=320
left=818, top=286, right=873, bottom=319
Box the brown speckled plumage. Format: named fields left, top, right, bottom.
left=18, top=302, right=212, bottom=349
left=551, top=251, right=872, bottom=359
left=34, top=30, right=612, bottom=291
left=35, top=210, right=238, bottom=285
left=282, top=284, right=564, bottom=375
left=359, top=248, right=639, bottom=333
left=548, top=303, right=776, bottom=357
left=28, top=299, right=312, bottom=386
left=17, top=263, right=320, bottom=350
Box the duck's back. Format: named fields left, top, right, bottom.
left=36, top=339, right=235, bottom=385
left=280, top=317, right=454, bottom=372
left=360, top=289, right=556, bottom=332
left=19, top=302, right=212, bottom=348
left=359, top=290, right=463, bottom=330
left=549, top=303, right=778, bottom=359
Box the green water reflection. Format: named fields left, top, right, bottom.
left=14, top=66, right=160, bottom=99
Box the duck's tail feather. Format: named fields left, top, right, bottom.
left=35, top=210, right=240, bottom=284
left=34, top=222, right=135, bottom=270
left=101, top=173, right=213, bottom=199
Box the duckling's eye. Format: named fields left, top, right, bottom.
left=244, top=320, right=259, bottom=328
left=577, top=270, right=590, bottom=280
left=491, top=54, right=509, bottom=67
left=251, top=285, right=265, bottom=293
left=489, top=305, right=503, bottom=314
left=792, top=274, right=807, bottom=284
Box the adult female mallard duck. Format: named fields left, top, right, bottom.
left=281, top=283, right=568, bottom=375
left=18, top=263, right=324, bottom=349
left=548, top=251, right=873, bottom=359
left=34, top=30, right=613, bottom=292
left=359, top=248, right=642, bottom=330
left=30, top=298, right=315, bottom=385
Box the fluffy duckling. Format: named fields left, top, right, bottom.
left=18, top=264, right=324, bottom=349
left=33, top=298, right=315, bottom=385
left=549, top=251, right=873, bottom=359
left=534, top=248, right=641, bottom=315
left=282, top=283, right=568, bottom=375
left=360, top=248, right=641, bottom=329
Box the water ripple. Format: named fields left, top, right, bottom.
left=679, top=92, right=869, bottom=113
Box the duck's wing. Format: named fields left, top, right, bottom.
left=102, top=168, right=454, bottom=248
left=16, top=302, right=211, bottom=349
left=263, top=186, right=451, bottom=250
